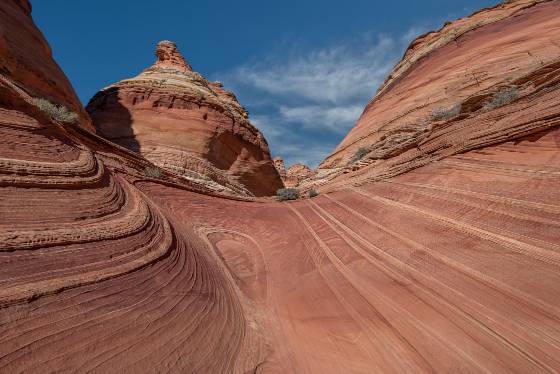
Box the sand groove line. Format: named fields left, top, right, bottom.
left=453, top=154, right=560, bottom=170
left=381, top=180, right=560, bottom=229
left=310, top=197, right=559, bottom=372
left=342, top=190, right=560, bottom=324
left=194, top=226, right=274, bottom=373
left=374, top=182, right=560, bottom=250
left=440, top=159, right=560, bottom=178
left=0, top=181, right=174, bottom=308
left=0, top=214, right=162, bottom=290
left=285, top=204, right=435, bottom=373
left=0, top=175, right=152, bottom=251
left=351, top=187, right=560, bottom=269
left=384, top=180, right=560, bottom=214
left=0, top=238, right=196, bottom=343
left=0, top=238, right=219, bottom=373
left=287, top=203, right=499, bottom=373
left=72, top=230, right=233, bottom=374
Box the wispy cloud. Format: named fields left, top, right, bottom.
left=278, top=105, right=364, bottom=134
left=232, top=35, right=396, bottom=104
left=217, top=31, right=427, bottom=168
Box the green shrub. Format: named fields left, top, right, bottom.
left=32, top=98, right=79, bottom=125
left=354, top=147, right=369, bottom=161
left=276, top=188, right=299, bottom=201
left=430, top=104, right=461, bottom=121
left=144, top=166, right=163, bottom=179
left=308, top=189, right=319, bottom=198
left=484, top=87, right=519, bottom=110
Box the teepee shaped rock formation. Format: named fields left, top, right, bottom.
left=87, top=41, right=283, bottom=196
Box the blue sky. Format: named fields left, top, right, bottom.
left=33, top=0, right=500, bottom=167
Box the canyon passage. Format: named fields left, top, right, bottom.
left=1, top=0, right=560, bottom=373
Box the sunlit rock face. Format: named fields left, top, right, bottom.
left=284, top=163, right=314, bottom=187
left=315, top=0, right=560, bottom=191
left=0, top=0, right=92, bottom=130
left=273, top=157, right=314, bottom=188
left=87, top=41, right=283, bottom=197
left=1, top=0, right=560, bottom=373
left=273, top=156, right=287, bottom=180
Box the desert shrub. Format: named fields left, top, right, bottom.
left=484, top=87, right=519, bottom=110
left=144, top=166, right=163, bottom=179
left=430, top=104, right=461, bottom=121
left=308, top=189, right=319, bottom=198
left=32, top=98, right=79, bottom=125
left=354, top=147, right=369, bottom=161
left=276, top=188, right=299, bottom=201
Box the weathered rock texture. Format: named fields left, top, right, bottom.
left=284, top=163, right=314, bottom=188
left=273, top=156, right=286, bottom=180
left=316, top=0, right=560, bottom=191
left=86, top=41, right=282, bottom=196
left=273, top=157, right=315, bottom=188
left=0, top=0, right=92, bottom=130
left=2, top=0, right=560, bottom=373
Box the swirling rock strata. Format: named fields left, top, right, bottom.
left=139, top=125, right=560, bottom=372
left=0, top=0, right=92, bottom=130
left=316, top=0, right=560, bottom=190
left=2, top=0, right=560, bottom=373
left=87, top=41, right=283, bottom=196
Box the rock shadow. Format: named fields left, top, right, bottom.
left=85, top=87, right=140, bottom=153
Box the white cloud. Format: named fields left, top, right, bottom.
left=279, top=104, right=363, bottom=134
left=229, top=35, right=396, bottom=104
left=217, top=30, right=427, bottom=167
left=273, top=143, right=336, bottom=168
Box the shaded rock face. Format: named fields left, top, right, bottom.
left=87, top=41, right=283, bottom=196
left=272, top=157, right=314, bottom=188
left=272, top=156, right=286, bottom=179
left=316, top=0, right=560, bottom=191
left=2, top=1, right=560, bottom=373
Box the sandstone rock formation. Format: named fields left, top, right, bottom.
left=0, top=0, right=92, bottom=130
left=316, top=0, right=560, bottom=191
left=87, top=41, right=283, bottom=196
left=284, top=163, right=314, bottom=188
left=273, top=157, right=315, bottom=188
left=2, top=0, right=560, bottom=373
left=273, top=156, right=286, bottom=180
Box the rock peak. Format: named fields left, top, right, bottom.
left=154, top=40, right=192, bottom=71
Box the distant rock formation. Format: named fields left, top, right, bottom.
left=273, top=157, right=314, bottom=188
left=272, top=156, right=286, bottom=180
left=284, top=163, right=314, bottom=188
left=87, top=41, right=283, bottom=196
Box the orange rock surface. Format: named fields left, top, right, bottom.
left=273, top=156, right=287, bottom=180
left=1, top=0, right=560, bottom=373
left=0, top=0, right=92, bottom=131
left=273, top=157, right=314, bottom=188
left=87, top=41, right=283, bottom=197
left=316, top=0, right=560, bottom=191
left=284, top=163, right=314, bottom=188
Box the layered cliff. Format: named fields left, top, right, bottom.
left=0, top=2, right=265, bottom=372
left=0, top=0, right=92, bottom=130
left=86, top=41, right=283, bottom=196
left=1, top=0, right=560, bottom=373
left=316, top=0, right=560, bottom=191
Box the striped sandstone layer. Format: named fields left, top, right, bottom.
left=1, top=0, right=560, bottom=373
left=314, top=0, right=560, bottom=192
